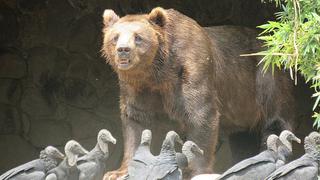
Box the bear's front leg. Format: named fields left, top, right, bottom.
left=104, top=102, right=152, bottom=180
left=179, top=82, right=221, bottom=178
left=187, top=111, right=220, bottom=178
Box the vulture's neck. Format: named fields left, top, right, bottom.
left=280, top=137, right=292, bottom=153
left=39, top=151, right=60, bottom=172
left=95, top=143, right=109, bottom=159
left=305, top=142, right=320, bottom=161
left=160, top=140, right=176, bottom=155
left=182, top=149, right=194, bottom=164
left=277, top=145, right=291, bottom=162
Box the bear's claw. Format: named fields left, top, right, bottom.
left=103, top=168, right=128, bottom=180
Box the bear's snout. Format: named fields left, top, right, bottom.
left=117, top=46, right=131, bottom=58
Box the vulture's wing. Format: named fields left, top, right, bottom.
left=265, top=155, right=317, bottom=180
left=147, top=155, right=179, bottom=180
left=219, top=151, right=276, bottom=179
left=0, top=159, right=44, bottom=180
left=128, top=145, right=156, bottom=180
left=176, top=153, right=188, bottom=169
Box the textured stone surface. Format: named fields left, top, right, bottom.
left=21, top=113, right=31, bottom=137
left=0, top=79, right=22, bottom=105
left=87, top=59, right=118, bottom=97
left=21, top=87, right=57, bottom=118
left=28, top=118, right=72, bottom=148
left=67, top=15, right=98, bottom=53
left=46, top=0, right=78, bottom=48
left=67, top=107, right=108, bottom=139
left=94, top=89, right=120, bottom=119
left=0, top=104, right=20, bottom=135
left=60, top=78, right=98, bottom=109
left=65, top=53, right=89, bottom=80
left=0, top=3, right=19, bottom=46
left=28, top=46, right=68, bottom=87
left=0, top=53, right=27, bottom=79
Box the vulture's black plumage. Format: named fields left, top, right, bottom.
left=126, top=129, right=156, bottom=180
left=0, top=146, right=64, bottom=180
left=265, top=131, right=320, bottom=180
left=277, top=130, right=301, bottom=167
left=218, top=134, right=281, bottom=180
left=77, top=129, right=116, bottom=180
left=176, top=141, right=203, bottom=170
left=45, top=140, right=88, bottom=180
left=147, top=131, right=183, bottom=180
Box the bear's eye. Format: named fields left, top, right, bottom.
left=135, top=34, right=143, bottom=44
left=112, top=35, right=119, bottom=44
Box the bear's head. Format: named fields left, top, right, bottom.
left=101, top=7, right=169, bottom=74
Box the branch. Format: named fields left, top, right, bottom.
left=240, top=52, right=295, bottom=57
left=292, top=0, right=300, bottom=84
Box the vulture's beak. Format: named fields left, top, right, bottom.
left=177, top=136, right=184, bottom=145
left=79, top=146, right=89, bottom=155
left=198, top=148, right=204, bottom=155
left=55, top=150, right=65, bottom=159
left=293, top=136, right=301, bottom=144
left=110, top=136, right=117, bottom=144
left=192, top=145, right=204, bottom=155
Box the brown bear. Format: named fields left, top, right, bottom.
left=101, top=7, right=311, bottom=179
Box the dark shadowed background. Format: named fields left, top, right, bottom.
left=0, top=0, right=313, bottom=174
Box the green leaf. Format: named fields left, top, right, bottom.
left=312, top=12, right=320, bottom=22
left=258, top=0, right=320, bottom=129
left=313, top=94, right=320, bottom=111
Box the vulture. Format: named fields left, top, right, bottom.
left=176, top=141, right=204, bottom=171
left=146, top=130, right=183, bottom=180
left=0, top=146, right=64, bottom=180
left=45, top=140, right=88, bottom=180
left=189, top=130, right=301, bottom=180
left=217, top=134, right=282, bottom=180
left=277, top=130, right=301, bottom=166
left=265, top=131, right=320, bottom=180
left=77, top=129, right=117, bottom=180
left=126, top=129, right=156, bottom=180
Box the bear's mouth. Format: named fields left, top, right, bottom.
left=119, top=58, right=130, bottom=65
left=118, top=58, right=132, bottom=70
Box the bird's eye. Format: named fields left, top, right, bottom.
left=135, top=34, right=143, bottom=44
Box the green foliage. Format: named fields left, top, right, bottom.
left=258, top=0, right=320, bottom=128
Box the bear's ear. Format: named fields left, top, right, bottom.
left=148, top=7, right=167, bottom=27
left=103, top=9, right=120, bottom=28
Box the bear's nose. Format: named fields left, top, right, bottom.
left=117, top=46, right=131, bottom=53
left=117, top=46, right=131, bottom=58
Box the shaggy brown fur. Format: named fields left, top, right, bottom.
left=101, top=7, right=311, bottom=179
